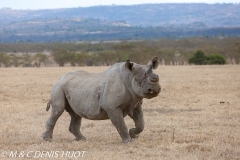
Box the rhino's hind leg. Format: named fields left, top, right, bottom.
left=42, top=100, right=65, bottom=141
left=66, top=105, right=86, bottom=141
left=128, top=105, right=145, bottom=139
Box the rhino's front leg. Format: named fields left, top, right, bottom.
left=128, top=105, right=144, bottom=139
left=107, top=108, right=132, bottom=143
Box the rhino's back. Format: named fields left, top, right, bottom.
left=61, top=69, right=107, bottom=96
left=62, top=62, right=125, bottom=86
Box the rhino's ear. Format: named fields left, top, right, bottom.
left=152, top=57, right=159, bottom=70
left=125, top=60, right=133, bottom=71
left=146, top=57, right=159, bottom=73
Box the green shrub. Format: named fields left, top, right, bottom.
left=207, top=54, right=226, bottom=65
left=189, top=50, right=208, bottom=65
left=189, top=50, right=226, bottom=65
left=0, top=53, right=10, bottom=67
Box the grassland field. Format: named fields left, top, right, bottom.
left=0, top=65, right=240, bottom=160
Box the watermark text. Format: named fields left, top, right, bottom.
left=1, top=151, right=86, bottom=158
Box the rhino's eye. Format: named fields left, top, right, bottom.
left=135, top=77, right=142, bottom=86
left=143, top=73, right=148, bottom=79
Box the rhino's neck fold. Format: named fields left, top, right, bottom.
left=120, top=63, right=142, bottom=101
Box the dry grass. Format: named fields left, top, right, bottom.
left=0, top=65, right=240, bottom=160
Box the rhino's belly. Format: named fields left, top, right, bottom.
left=76, top=107, right=109, bottom=120
left=66, top=94, right=109, bottom=120
left=64, top=81, right=109, bottom=120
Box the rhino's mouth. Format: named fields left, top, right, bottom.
left=144, top=93, right=159, bottom=99
left=143, top=88, right=160, bottom=98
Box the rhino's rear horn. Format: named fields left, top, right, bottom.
left=125, top=60, right=133, bottom=71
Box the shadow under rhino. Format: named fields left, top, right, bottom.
left=144, top=108, right=202, bottom=114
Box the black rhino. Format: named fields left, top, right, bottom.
left=42, top=57, right=161, bottom=143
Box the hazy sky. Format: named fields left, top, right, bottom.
left=1, top=0, right=239, bottom=9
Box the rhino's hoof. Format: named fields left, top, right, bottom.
left=42, top=133, right=52, bottom=142
left=122, top=138, right=133, bottom=143
left=76, top=136, right=86, bottom=141
left=43, top=137, right=52, bottom=142
left=129, top=129, right=139, bottom=139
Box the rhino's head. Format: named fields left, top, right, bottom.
left=125, top=57, right=161, bottom=99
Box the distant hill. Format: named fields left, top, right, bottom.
left=0, top=3, right=240, bottom=43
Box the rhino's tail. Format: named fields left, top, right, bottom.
left=46, top=101, right=51, bottom=111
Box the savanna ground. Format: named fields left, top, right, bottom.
left=0, top=65, right=240, bottom=160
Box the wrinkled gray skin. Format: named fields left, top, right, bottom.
left=42, top=57, right=161, bottom=143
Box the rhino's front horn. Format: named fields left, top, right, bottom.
left=148, top=74, right=159, bottom=83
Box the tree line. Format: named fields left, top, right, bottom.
left=0, top=37, right=239, bottom=67
left=0, top=52, right=48, bottom=67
